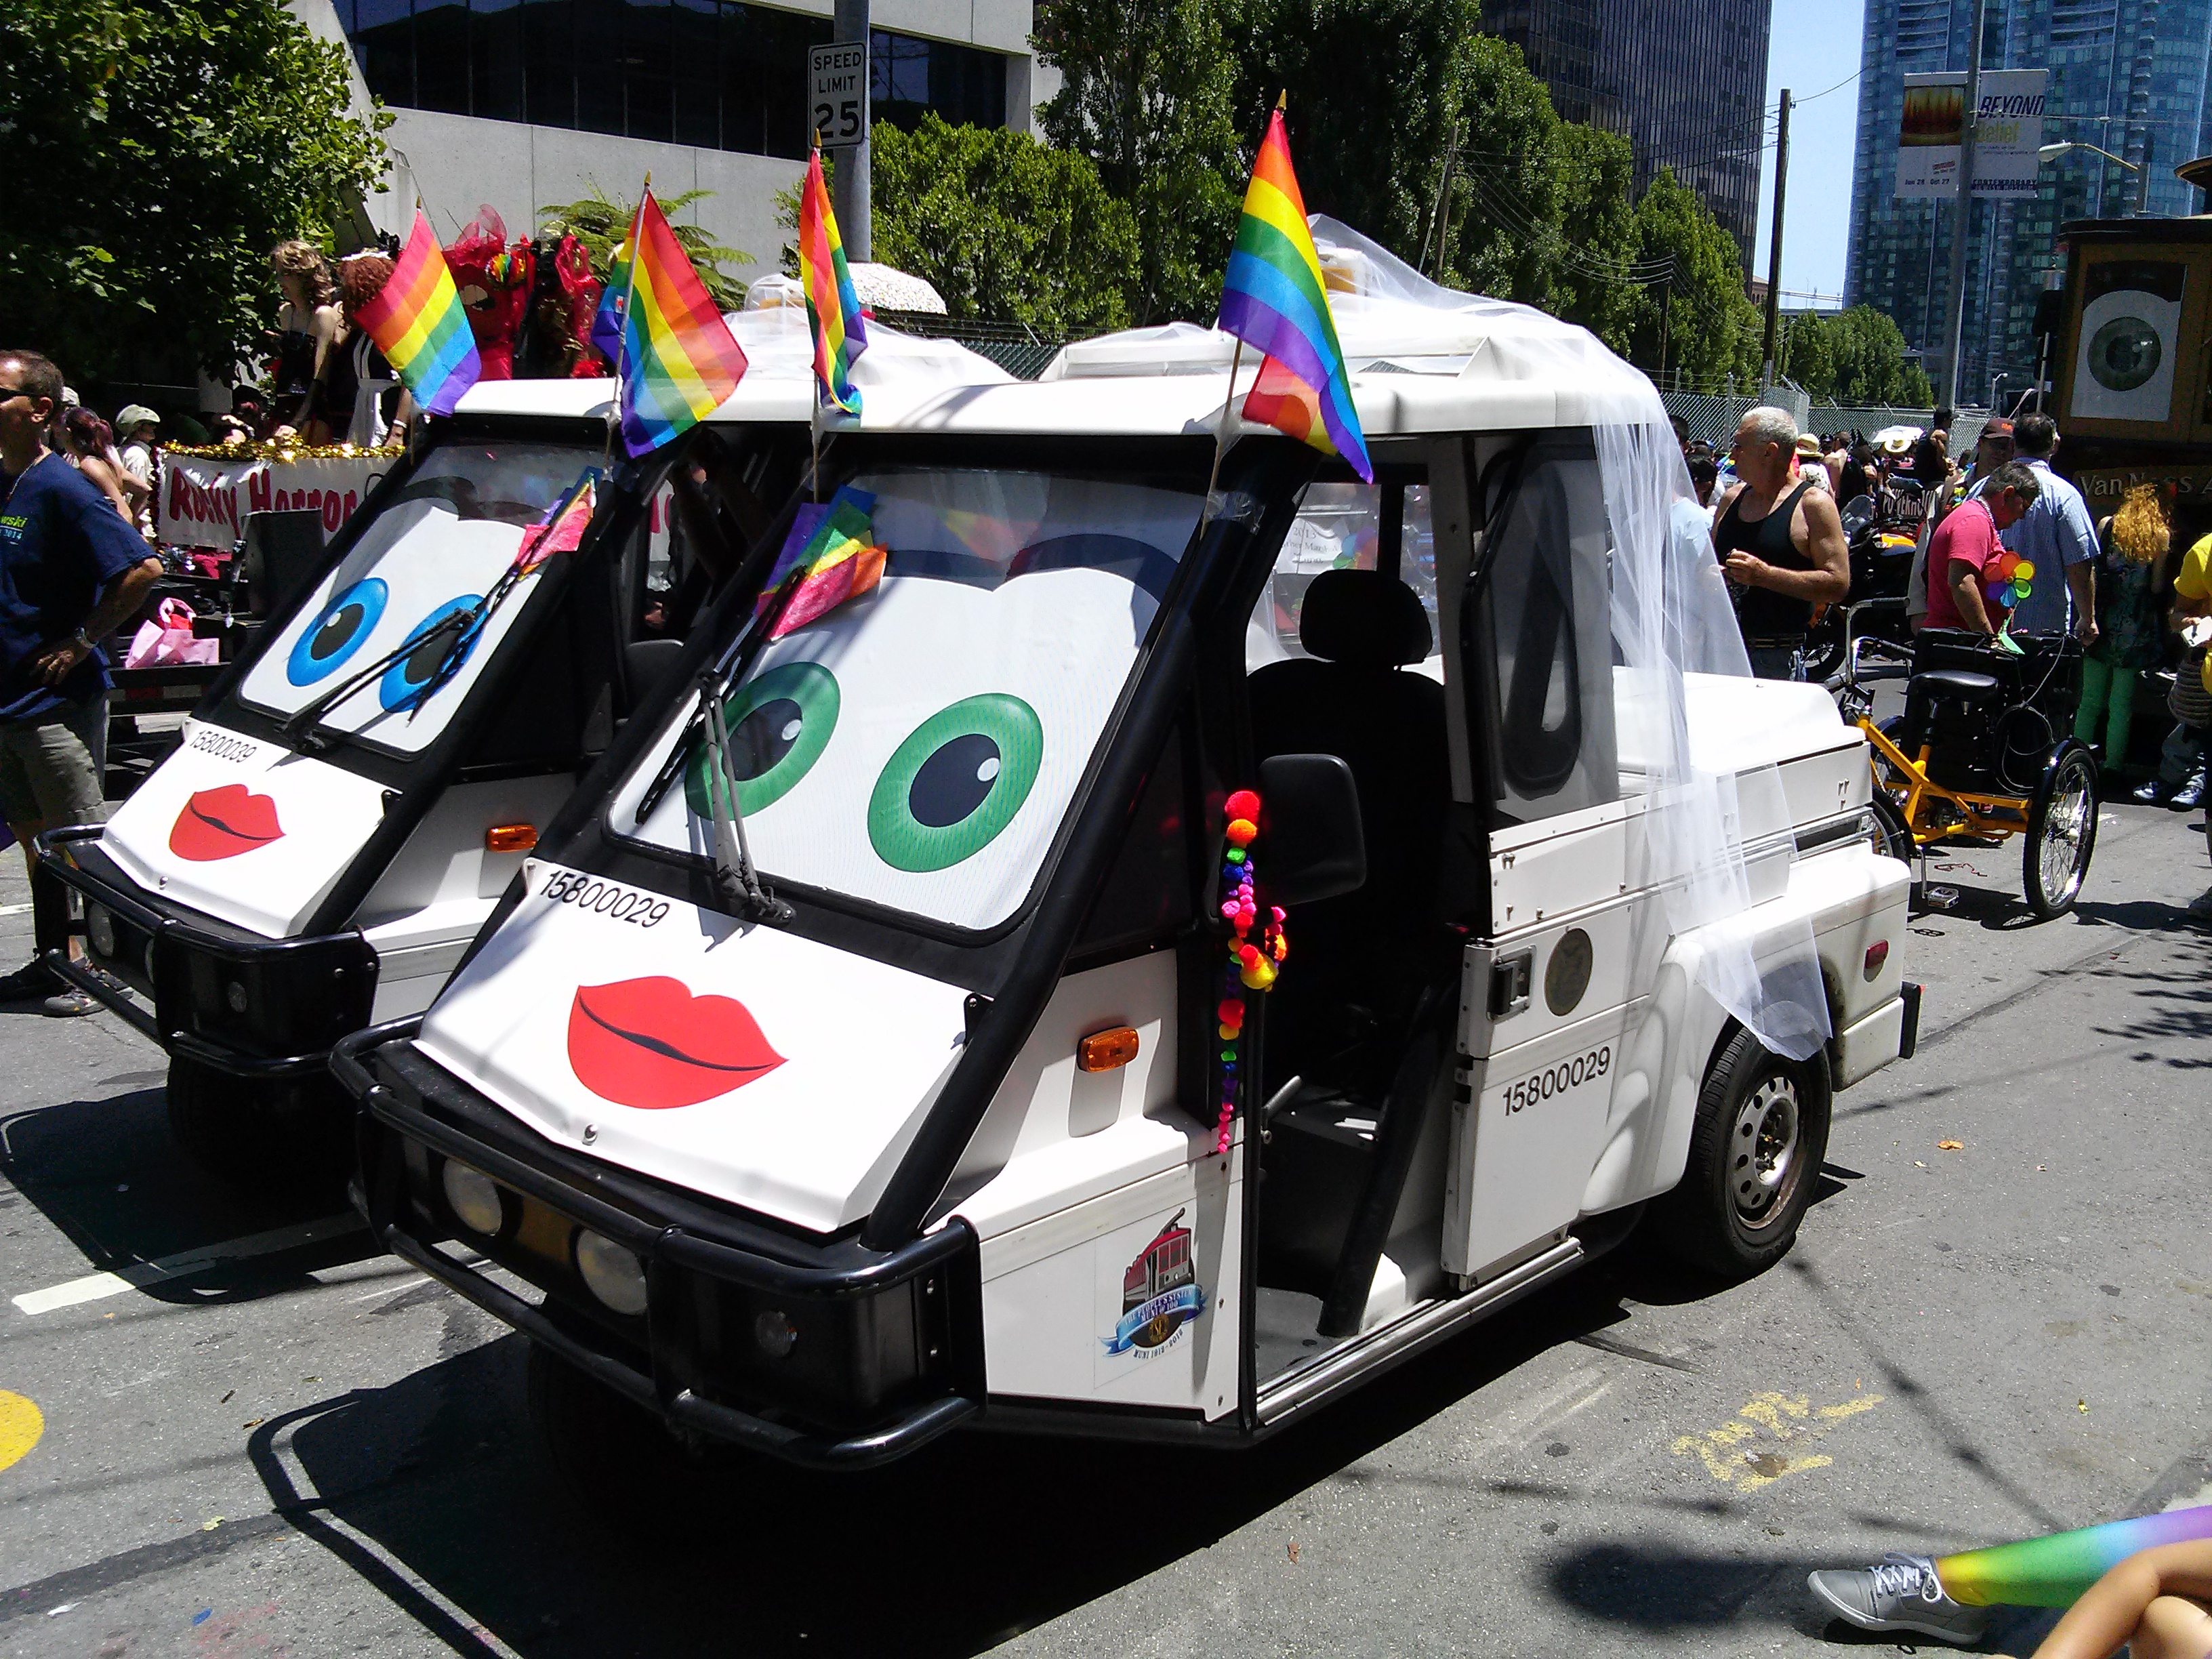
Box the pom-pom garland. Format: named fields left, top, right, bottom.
left=1214, top=790, right=1288, bottom=1155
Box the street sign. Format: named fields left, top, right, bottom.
left=809, top=41, right=869, bottom=149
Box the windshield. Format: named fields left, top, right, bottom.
left=609, top=466, right=1201, bottom=932
left=237, top=441, right=602, bottom=756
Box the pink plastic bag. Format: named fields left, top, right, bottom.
left=125, top=598, right=220, bottom=669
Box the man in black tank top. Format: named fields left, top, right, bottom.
left=1714, top=407, right=1851, bottom=679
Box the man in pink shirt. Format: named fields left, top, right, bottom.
left=1922, top=460, right=2040, bottom=636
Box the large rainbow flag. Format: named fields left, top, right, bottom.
left=354, top=209, right=481, bottom=417
left=610, top=189, right=749, bottom=457
left=797, top=150, right=867, bottom=415
left=1218, top=110, right=1371, bottom=483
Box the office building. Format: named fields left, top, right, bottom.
left=1481, top=0, right=1774, bottom=268
left=1843, top=0, right=2212, bottom=401
left=295, top=0, right=1052, bottom=276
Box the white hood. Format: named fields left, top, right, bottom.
left=418, top=863, right=970, bottom=1233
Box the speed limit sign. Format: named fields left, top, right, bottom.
left=809, top=41, right=869, bottom=148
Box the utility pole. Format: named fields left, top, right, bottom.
left=1761, top=89, right=1791, bottom=388
left=831, top=0, right=871, bottom=260
left=1936, top=0, right=1989, bottom=411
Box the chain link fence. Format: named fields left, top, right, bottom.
left=1664, top=390, right=1988, bottom=457
left=872, top=309, right=1067, bottom=380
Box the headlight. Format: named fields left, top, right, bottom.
left=440, top=1160, right=505, bottom=1235
left=85, top=904, right=115, bottom=960
left=575, top=1231, right=649, bottom=1316
left=754, top=1309, right=797, bottom=1359
left=225, top=980, right=249, bottom=1014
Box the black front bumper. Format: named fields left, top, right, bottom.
left=333, top=1017, right=985, bottom=1471
left=34, top=825, right=376, bottom=1077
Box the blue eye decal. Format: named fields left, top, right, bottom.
left=377, top=596, right=484, bottom=712
left=286, top=579, right=388, bottom=685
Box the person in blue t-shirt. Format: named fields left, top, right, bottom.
left=0, top=349, right=163, bottom=1014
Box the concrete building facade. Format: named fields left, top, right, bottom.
left=296, top=0, right=1054, bottom=281
left=1843, top=0, right=2212, bottom=399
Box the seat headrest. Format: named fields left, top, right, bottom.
left=1298, top=569, right=1434, bottom=668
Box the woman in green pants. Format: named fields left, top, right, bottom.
left=2076, top=484, right=2171, bottom=779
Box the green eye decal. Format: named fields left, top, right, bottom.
left=683, top=661, right=841, bottom=819
left=868, top=694, right=1044, bottom=872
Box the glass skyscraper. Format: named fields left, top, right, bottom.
left=1483, top=0, right=1774, bottom=270
left=1844, top=0, right=2212, bottom=402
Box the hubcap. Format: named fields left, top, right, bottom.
left=2039, top=763, right=2092, bottom=903
left=1729, top=1074, right=1801, bottom=1227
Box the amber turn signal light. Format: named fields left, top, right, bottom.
left=1077, top=1025, right=1140, bottom=1072
left=485, top=824, right=538, bottom=853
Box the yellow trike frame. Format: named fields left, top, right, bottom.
left=1856, top=717, right=2031, bottom=846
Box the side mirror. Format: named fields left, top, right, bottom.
left=1257, top=753, right=1367, bottom=907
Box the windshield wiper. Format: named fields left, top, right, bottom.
left=281, top=608, right=478, bottom=752
left=689, top=670, right=792, bottom=925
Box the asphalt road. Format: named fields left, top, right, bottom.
left=1, top=796, right=2208, bottom=1659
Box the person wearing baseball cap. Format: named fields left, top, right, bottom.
left=112, top=406, right=160, bottom=538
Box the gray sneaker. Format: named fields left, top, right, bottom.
left=1807, top=1553, right=1989, bottom=1643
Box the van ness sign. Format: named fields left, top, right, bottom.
left=157, top=451, right=390, bottom=551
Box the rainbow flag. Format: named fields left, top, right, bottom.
left=797, top=150, right=867, bottom=415
left=760, top=487, right=884, bottom=638
left=589, top=231, right=630, bottom=367
left=1218, top=110, right=1371, bottom=483
left=512, top=471, right=598, bottom=574
left=611, top=189, right=749, bottom=457
left=354, top=209, right=481, bottom=417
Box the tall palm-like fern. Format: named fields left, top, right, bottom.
left=538, top=185, right=752, bottom=312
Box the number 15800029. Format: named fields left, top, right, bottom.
left=1496, top=1045, right=1610, bottom=1115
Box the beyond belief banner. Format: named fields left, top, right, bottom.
left=1896, top=70, right=2047, bottom=199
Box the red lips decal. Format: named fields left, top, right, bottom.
left=169, top=785, right=284, bottom=861
left=567, top=977, right=786, bottom=1109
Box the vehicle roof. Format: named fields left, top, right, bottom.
left=447, top=308, right=1013, bottom=424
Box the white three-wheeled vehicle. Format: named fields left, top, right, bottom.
left=35, top=312, right=1003, bottom=1179
left=333, top=227, right=1917, bottom=1468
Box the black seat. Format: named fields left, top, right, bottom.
left=1248, top=569, right=1452, bottom=1098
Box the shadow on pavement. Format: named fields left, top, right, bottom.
left=0, top=1084, right=373, bottom=1304
left=249, top=1263, right=1717, bottom=1659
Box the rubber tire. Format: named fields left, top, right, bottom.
left=2023, top=741, right=2099, bottom=920
left=1802, top=615, right=1847, bottom=687
left=1651, top=1027, right=1832, bottom=1280
left=1868, top=790, right=1914, bottom=867
left=165, top=1054, right=351, bottom=1196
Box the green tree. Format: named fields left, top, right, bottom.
left=1824, top=305, right=1935, bottom=405
left=1780, top=310, right=1838, bottom=398
left=1225, top=0, right=1481, bottom=264
left=0, top=0, right=388, bottom=386
left=1626, top=169, right=1764, bottom=391
left=1033, top=0, right=1244, bottom=323
left=867, top=117, right=1138, bottom=332
left=538, top=186, right=751, bottom=312
left=1431, top=35, right=1565, bottom=306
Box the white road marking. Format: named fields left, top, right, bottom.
left=11, top=1214, right=365, bottom=1315
left=0, top=902, right=32, bottom=917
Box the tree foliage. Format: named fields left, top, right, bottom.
left=539, top=185, right=751, bottom=312
left=0, top=0, right=388, bottom=386
left=1033, top=0, right=1244, bottom=323
left=1782, top=306, right=1936, bottom=405
left=868, top=117, right=1138, bottom=333
left=1624, top=169, right=1766, bottom=390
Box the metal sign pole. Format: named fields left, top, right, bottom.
left=831, top=0, right=871, bottom=262
left=1936, top=0, right=1990, bottom=411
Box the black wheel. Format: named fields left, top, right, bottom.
left=165, top=1055, right=351, bottom=1195
left=1651, top=1027, right=1831, bottom=1279
left=1868, top=790, right=1914, bottom=866
left=2024, top=741, right=2099, bottom=919
left=1802, top=614, right=1847, bottom=685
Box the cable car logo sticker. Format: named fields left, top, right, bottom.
left=1102, top=1210, right=1205, bottom=1356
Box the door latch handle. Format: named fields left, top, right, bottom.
left=1489, top=947, right=1534, bottom=1018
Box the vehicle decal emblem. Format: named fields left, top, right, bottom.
left=169, top=785, right=284, bottom=861
left=566, top=977, right=785, bottom=1109
left=1103, top=1210, right=1204, bottom=1356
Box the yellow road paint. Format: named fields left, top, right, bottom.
left=1670, top=1389, right=1883, bottom=1492
left=0, top=1390, right=43, bottom=1473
